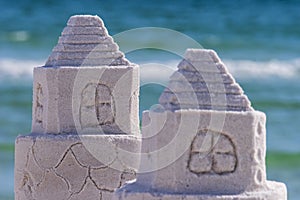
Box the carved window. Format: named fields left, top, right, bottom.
left=95, top=84, right=114, bottom=125
left=35, top=83, right=43, bottom=124
left=80, top=83, right=115, bottom=129
left=188, top=130, right=237, bottom=175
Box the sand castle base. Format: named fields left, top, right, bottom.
left=15, top=134, right=140, bottom=200
left=114, top=181, right=286, bottom=200
left=114, top=109, right=287, bottom=200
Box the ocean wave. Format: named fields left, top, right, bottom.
left=0, top=58, right=300, bottom=81
left=140, top=58, right=300, bottom=81
left=223, top=59, right=300, bottom=79
left=0, top=59, right=44, bottom=80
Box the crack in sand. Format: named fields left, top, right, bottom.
left=54, top=142, right=82, bottom=169
left=18, top=139, right=136, bottom=199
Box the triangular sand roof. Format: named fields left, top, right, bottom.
left=45, top=15, right=130, bottom=67
left=159, top=49, right=253, bottom=111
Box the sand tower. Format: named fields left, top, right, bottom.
left=114, top=49, right=287, bottom=199
left=15, top=15, right=140, bottom=200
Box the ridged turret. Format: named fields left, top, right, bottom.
left=45, top=15, right=129, bottom=67
left=159, top=49, right=253, bottom=111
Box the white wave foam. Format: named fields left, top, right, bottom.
left=0, top=59, right=44, bottom=80
left=0, top=58, right=299, bottom=82
left=223, top=59, right=300, bottom=79
left=139, top=58, right=300, bottom=81
left=140, top=60, right=179, bottom=84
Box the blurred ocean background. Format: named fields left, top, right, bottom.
left=0, top=0, right=300, bottom=199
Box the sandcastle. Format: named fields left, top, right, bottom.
left=15, top=14, right=287, bottom=200
left=15, top=15, right=141, bottom=200
left=114, top=49, right=287, bottom=199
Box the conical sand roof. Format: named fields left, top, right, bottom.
left=45, top=15, right=130, bottom=67
left=159, top=49, right=253, bottom=111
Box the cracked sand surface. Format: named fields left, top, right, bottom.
left=15, top=134, right=139, bottom=200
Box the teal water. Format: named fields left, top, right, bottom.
left=1, top=0, right=300, bottom=199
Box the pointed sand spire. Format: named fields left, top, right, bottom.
left=159, top=49, right=253, bottom=111
left=45, top=15, right=130, bottom=67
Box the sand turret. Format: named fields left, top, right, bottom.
left=114, top=49, right=287, bottom=200
left=15, top=15, right=141, bottom=200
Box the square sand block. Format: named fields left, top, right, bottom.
left=113, top=180, right=287, bottom=200
left=136, top=110, right=267, bottom=194
left=15, top=133, right=141, bottom=200
left=32, top=65, right=139, bottom=135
